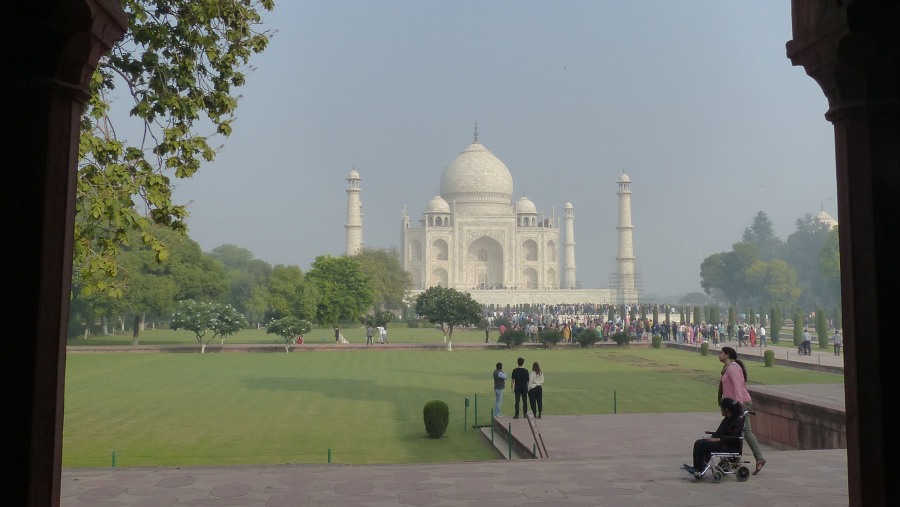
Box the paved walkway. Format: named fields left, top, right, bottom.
left=61, top=411, right=848, bottom=506
left=61, top=341, right=847, bottom=505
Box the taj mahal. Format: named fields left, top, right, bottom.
left=344, top=129, right=639, bottom=306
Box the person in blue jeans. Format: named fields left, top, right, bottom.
left=492, top=362, right=507, bottom=417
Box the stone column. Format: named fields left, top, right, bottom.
left=344, top=169, right=363, bottom=255
left=1, top=1, right=127, bottom=505
left=788, top=2, right=900, bottom=504
left=616, top=173, right=636, bottom=304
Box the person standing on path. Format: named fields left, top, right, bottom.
left=380, top=325, right=388, bottom=344
left=365, top=325, right=374, bottom=346
left=718, top=346, right=766, bottom=475
left=802, top=328, right=812, bottom=355
left=758, top=325, right=767, bottom=347
left=528, top=361, right=544, bottom=418
left=511, top=357, right=530, bottom=419
left=833, top=329, right=843, bottom=356
left=334, top=327, right=340, bottom=344
left=492, top=362, right=507, bottom=417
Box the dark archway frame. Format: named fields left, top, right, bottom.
left=2, top=1, right=894, bottom=505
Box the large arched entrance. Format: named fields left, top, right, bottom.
left=466, top=235, right=504, bottom=289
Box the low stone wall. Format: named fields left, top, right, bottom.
left=748, top=385, right=846, bottom=450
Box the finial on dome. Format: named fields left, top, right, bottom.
left=473, top=122, right=479, bottom=142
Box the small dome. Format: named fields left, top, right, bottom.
left=348, top=169, right=360, bottom=179
left=516, top=196, right=537, bottom=214
left=617, top=172, right=630, bottom=183
left=815, top=209, right=838, bottom=229
left=565, top=202, right=574, bottom=209
left=439, top=140, right=513, bottom=204
left=425, top=195, right=451, bottom=213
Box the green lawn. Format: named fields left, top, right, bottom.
left=62, top=345, right=842, bottom=468
left=66, top=324, right=490, bottom=346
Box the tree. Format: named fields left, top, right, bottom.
left=784, top=215, right=832, bottom=309
left=742, top=211, right=783, bottom=260
left=266, top=316, right=312, bottom=352
left=819, top=226, right=841, bottom=307
left=361, top=310, right=395, bottom=329
left=266, top=265, right=318, bottom=322
left=414, top=287, right=484, bottom=351
left=353, top=248, right=412, bottom=310
left=794, top=308, right=804, bottom=346
left=75, top=0, right=275, bottom=295
left=306, top=255, right=375, bottom=327
left=171, top=300, right=247, bottom=353
left=117, top=225, right=225, bottom=343
left=816, top=307, right=829, bottom=350
left=700, top=243, right=760, bottom=307
left=771, top=307, right=782, bottom=343
left=209, top=245, right=273, bottom=324
left=746, top=259, right=801, bottom=310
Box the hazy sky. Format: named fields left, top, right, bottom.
left=170, top=1, right=837, bottom=298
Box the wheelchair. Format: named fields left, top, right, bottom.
left=687, top=410, right=753, bottom=483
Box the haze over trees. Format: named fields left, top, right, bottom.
left=700, top=210, right=839, bottom=312
left=352, top=248, right=413, bottom=311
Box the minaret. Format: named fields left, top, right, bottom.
left=616, top=172, right=636, bottom=303
left=563, top=202, right=576, bottom=289
left=344, top=168, right=363, bottom=255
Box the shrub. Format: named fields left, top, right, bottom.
left=651, top=334, right=661, bottom=349
left=498, top=329, right=527, bottom=348
left=764, top=349, right=775, bottom=367
left=423, top=400, right=449, bottom=438
left=576, top=328, right=601, bottom=348
left=700, top=342, right=709, bottom=356
left=610, top=331, right=630, bottom=347
left=538, top=329, right=563, bottom=348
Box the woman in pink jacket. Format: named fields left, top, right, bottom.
left=718, top=346, right=766, bottom=475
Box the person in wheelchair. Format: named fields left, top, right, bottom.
left=682, top=398, right=744, bottom=478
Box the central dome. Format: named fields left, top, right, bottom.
left=439, top=141, right=514, bottom=207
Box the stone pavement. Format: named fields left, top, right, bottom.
left=61, top=341, right=846, bottom=506
left=61, top=410, right=848, bottom=506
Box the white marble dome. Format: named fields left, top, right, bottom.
left=516, top=196, right=537, bottom=214
left=617, top=172, right=630, bottom=183
left=439, top=141, right=514, bottom=206
left=425, top=195, right=451, bottom=213
left=816, top=209, right=838, bottom=229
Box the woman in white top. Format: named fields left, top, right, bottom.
left=528, top=362, right=544, bottom=418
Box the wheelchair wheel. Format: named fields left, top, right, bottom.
left=712, top=469, right=724, bottom=483
left=737, top=466, right=750, bottom=482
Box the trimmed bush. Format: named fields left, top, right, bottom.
left=764, top=349, right=775, bottom=367
left=610, top=331, right=630, bottom=347
left=700, top=342, right=709, bottom=356
left=576, top=328, right=601, bottom=348
left=538, top=329, right=563, bottom=348
left=498, top=329, right=527, bottom=348
left=651, top=334, right=661, bottom=349
left=423, top=400, right=449, bottom=438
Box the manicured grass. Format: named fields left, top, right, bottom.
left=66, top=324, right=488, bottom=347
left=62, top=346, right=842, bottom=468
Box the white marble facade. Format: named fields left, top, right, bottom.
left=401, top=134, right=571, bottom=293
